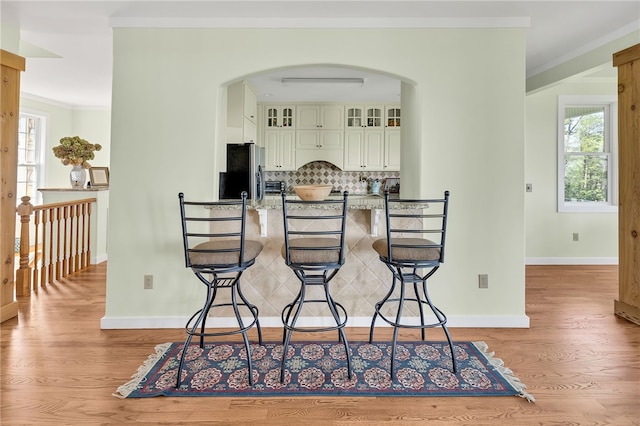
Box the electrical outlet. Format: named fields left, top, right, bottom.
left=525, top=183, right=533, bottom=193
left=478, top=274, right=489, bottom=289
left=573, top=233, right=579, bottom=242
left=144, top=275, right=153, bottom=289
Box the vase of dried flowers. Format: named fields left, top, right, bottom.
left=69, top=164, right=87, bottom=189
left=52, top=136, right=102, bottom=189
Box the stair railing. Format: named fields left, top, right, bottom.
left=15, top=196, right=96, bottom=295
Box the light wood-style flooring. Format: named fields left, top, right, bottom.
left=1, top=264, right=638, bottom=425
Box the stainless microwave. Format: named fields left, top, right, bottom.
left=265, top=181, right=286, bottom=194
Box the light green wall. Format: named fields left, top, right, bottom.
left=527, top=30, right=640, bottom=93
left=20, top=98, right=73, bottom=189
left=105, top=28, right=527, bottom=322
left=525, top=80, right=618, bottom=262
left=70, top=109, right=111, bottom=170
left=20, top=98, right=110, bottom=189
left=1, top=22, right=20, bottom=53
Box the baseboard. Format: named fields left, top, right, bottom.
left=525, top=257, right=618, bottom=265
left=100, top=315, right=530, bottom=329
left=91, top=254, right=108, bottom=265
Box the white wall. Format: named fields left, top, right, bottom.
left=525, top=80, right=618, bottom=264
left=103, top=28, right=527, bottom=327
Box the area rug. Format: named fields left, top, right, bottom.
left=114, top=341, right=534, bottom=401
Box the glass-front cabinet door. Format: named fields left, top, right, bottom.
left=346, top=105, right=383, bottom=129
left=366, top=107, right=383, bottom=129
left=265, top=105, right=295, bottom=128
left=386, top=106, right=401, bottom=128
left=346, top=107, right=363, bottom=128
left=266, top=106, right=279, bottom=128
left=281, top=107, right=294, bottom=128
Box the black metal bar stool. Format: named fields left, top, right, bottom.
left=369, top=190, right=456, bottom=380
left=279, top=190, right=352, bottom=382
left=176, top=191, right=263, bottom=388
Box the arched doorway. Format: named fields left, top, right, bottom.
left=222, top=64, right=421, bottom=196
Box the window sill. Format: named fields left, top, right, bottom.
left=558, top=204, right=618, bottom=213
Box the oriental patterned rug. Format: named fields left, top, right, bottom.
left=114, top=341, right=534, bottom=401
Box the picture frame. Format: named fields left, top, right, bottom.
left=384, top=178, right=400, bottom=193
left=89, top=167, right=110, bottom=187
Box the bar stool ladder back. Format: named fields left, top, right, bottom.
left=279, top=190, right=352, bottom=383
left=369, top=190, right=456, bottom=380
left=176, top=191, right=263, bottom=388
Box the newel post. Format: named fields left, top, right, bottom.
left=15, top=196, right=33, bottom=296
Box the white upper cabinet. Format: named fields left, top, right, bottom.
left=258, top=102, right=399, bottom=170
left=384, top=129, right=401, bottom=171
left=345, top=105, right=384, bottom=130
left=344, top=104, right=392, bottom=171
left=227, top=80, right=258, bottom=143
left=264, top=130, right=296, bottom=171
left=385, top=106, right=401, bottom=129
left=243, top=85, right=257, bottom=123
left=296, top=130, right=343, bottom=150
left=344, top=130, right=385, bottom=171
left=297, top=105, right=344, bottom=130
left=264, top=105, right=295, bottom=129
left=295, top=104, right=344, bottom=154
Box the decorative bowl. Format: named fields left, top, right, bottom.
left=293, top=184, right=333, bottom=201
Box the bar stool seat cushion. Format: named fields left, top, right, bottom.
left=281, top=238, right=345, bottom=264
left=372, top=238, right=440, bottom=262
left=190, top=240, right=263, bottom=266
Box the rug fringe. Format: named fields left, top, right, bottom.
left=472, top=341, right=536, bottom=403
left=113, top=342, right=173, bottom=399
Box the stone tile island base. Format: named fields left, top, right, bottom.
left=207, top=200, right=428, bottom=327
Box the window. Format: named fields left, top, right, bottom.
left=557, top=96, right=617, bottom=213
left=17, top=112, right=46, bottom=205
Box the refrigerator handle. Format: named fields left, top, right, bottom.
left=256, top=165, right=265, bottom=201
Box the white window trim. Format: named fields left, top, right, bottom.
left=557, top=95, right=618, bottom=213
left=18, top=108, right=48, bottom=205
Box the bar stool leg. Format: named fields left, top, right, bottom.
left=421, top=279, right=457, bottom=373
left=199, top=282, right=218, bottom=347
left=177, top=284, right=215, bottom=388
left=389, top=275, right=407, bottom=380
left=280, top=272, right=352, bottom=383
left=323, top=280, right=352, bottom=380
left=231, top=282, right=255, bottom=386
left=281, top=286, right=304, bottom=344
left=280, top=277, right=308, bottom=383
left=412, top=279, right=426, bottom=341
left=369, top=275, right=397, bottom=343
left=236, top=280, right=263, bottom=345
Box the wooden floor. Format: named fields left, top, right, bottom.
left=1, top=264, right=638, bottom=425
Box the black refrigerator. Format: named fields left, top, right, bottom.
left=219, top=143, right=265, bottom=201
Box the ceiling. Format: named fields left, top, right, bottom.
left=2, top=1, right=639, bottom=108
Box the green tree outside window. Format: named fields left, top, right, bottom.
left=563, top=108, right=608, bottom=203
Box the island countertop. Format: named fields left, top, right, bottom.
left=254, top=193, right=388, bottom=210
left=209, top=193, right=425, bottom=237
left=210, top=193, right=411, bottom=211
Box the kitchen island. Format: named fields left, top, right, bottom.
left=208, top=193, right=427, bottom=327
left=253, top=193, right=390, bottom=237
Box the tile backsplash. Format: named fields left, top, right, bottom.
left=264, top=161, right=399, bottom=194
